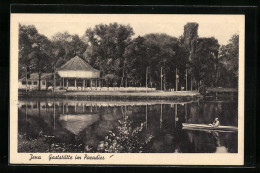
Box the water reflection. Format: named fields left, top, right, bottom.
left=18, top=99, right=238, bottom=153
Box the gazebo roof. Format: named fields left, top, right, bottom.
left=58, top=56, right=99, bottom=72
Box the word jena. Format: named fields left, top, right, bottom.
left=29, top=154, right=41, bottom=161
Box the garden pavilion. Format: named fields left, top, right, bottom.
left=57, top=56, right=103, bottom=90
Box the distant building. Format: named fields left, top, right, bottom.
left=18, top=73, right=52, bottom=90
left=56, top=56, right=102, bottom=89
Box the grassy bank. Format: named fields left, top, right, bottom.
left=204, top=88, right=238, bottom=100
left=19, top=90, right=201, bottom=101
left=206, top=87, right=238, bottom=93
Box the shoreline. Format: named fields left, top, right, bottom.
left=18, top=90, right=202, bottom=101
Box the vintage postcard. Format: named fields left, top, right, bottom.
left=10, top=14, right=244, bottom=165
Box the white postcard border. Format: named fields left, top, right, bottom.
left=10, top=14, right=245, bottom=165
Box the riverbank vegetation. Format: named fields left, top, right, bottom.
left=19, top=22, right=238, bottom=90
left=18, top=116, right=153, bottom=153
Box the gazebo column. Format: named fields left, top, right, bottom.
left=62, top=102, right=64, bottom=114
left=99, top=80, right=101, bottom=87
left=96, top=79, right=97, bottom=87
left=75, top=79, right=77, bottom=88
left=83, top=80, right=85, bottom=89
left=62, top=78, right=64, bottom=90
left=90, top=80, right=92, bottom=88
left=66, top=79, right=68, bottom=89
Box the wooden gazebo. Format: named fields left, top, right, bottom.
left=57, top=56, right=102, bottom=90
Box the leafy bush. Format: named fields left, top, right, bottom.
left=86, top=116, right=153, bottom=153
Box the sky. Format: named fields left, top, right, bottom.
left=18, top=14, right=242, bottom=45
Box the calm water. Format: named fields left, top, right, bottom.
left=18, top=98, right=238, bottom=153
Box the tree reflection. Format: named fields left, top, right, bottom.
left=18, top=100, right=238, bottom=153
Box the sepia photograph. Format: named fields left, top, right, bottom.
left=10, top=14, right=244, bottom=165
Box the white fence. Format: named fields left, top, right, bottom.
left=63, top=87, right=156, bottom=92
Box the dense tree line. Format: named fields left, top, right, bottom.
left=19, top=22, right=239, bottom=90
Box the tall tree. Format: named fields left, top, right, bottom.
left=123, top=36, right=148, bottom=87
left=29, top=34, right=51, bottom=90
left=52, top=32, right=88, bottom=64
left=19, top=24, right=52, bottom=90
left=19, top=24, right=39, bottom=78
left=144, top=34, right=184, bottom=89
left=218, top=34, right=239, bottom=87
left=192, top=37, right=220, bottom=87
left=124, top=33, right=182, bottom=89
left=84, top=23, right=134, bottom=86
left=183, top=23, right=199, bottom=62
left=183, top=23, right=199, bottom=89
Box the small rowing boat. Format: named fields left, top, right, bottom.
left=182, top=123, right=238, bottom=131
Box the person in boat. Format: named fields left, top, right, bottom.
left=175, top=116, right=185, bottom=130
left=209, top=118, right=220, bottom=127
